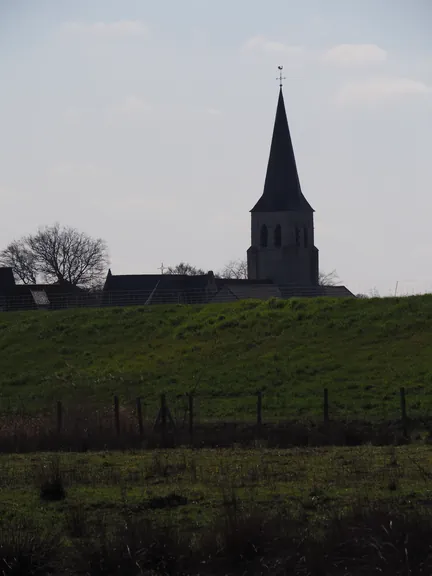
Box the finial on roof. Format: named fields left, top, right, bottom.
left=277, top=65, right=286, bottom=89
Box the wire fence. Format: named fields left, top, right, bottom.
left=0, top=284, right=355, bottom=312
left=0, top=388, right=424, bottom=453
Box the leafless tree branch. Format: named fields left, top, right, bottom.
left=0, top=240, right=38, bottom=284
left=166, top=262, right=206, bottom=276
left=318, top=269, right=340, bottom=287
left=0, top=223, right=109, bottom=287
left=217, top=259, right=248, bottom=279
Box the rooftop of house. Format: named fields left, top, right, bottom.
left=0, top=267, right=83, bottom=298
left=103, top=270, right=214, bottom=292
left=103, top=270, right=276, bottom=293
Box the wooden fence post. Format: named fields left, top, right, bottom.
left=136, top=397, right=143, bottom=436
left=114, top=395, right=120, bottom=436
left=400, top=387, right=407, bottom=437
left=324, top=388, right=329, bottom=423
left=188, top=394, right=194, bottom=444
left=56, top=400, right=62, bottom=434
left=257, top=391, right=262, bottom=428
left=161, top=393, right=167, bottom=445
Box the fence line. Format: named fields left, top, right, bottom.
left=44, top=388, right=412, bottom=448
left=0, top=284, right=354, bottom=312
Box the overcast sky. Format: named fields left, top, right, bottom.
left=0, top=0, right=431, bottom=296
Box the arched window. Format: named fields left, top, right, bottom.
left=295, top=227, right=301, bottom=247
left=260, top=224, right=268, bottom=248
left=304, top=227, right=309, bottom=248
left=274, top=225, right=282, bottom=247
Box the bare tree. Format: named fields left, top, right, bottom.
left=0, top=223, right=109, bottom=287
left=355, top=289, right=380, bottom=298
left=166, top=262, right=205, bottom=276
left=218, top=259, right=248, bottom=279
left=369, top=287, right=380, bottom=298
left=318, top=269, right=340, bottom=287
left=0, top=240, right=37, bottom=284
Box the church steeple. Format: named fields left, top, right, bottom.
left=251, top=87, right=313, bottom=213
left=247, top=76, right=319, bottom=286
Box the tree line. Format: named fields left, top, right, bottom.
left=0, top=223, right=341, bottom=289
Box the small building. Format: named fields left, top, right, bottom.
left=0, top=267, right=85, bottom=311
left=102, top=269, right=218, bottom=306
left=102, top=270, right=289, bottom=306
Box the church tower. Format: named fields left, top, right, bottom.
left=247, top=85, right=319, bottom=286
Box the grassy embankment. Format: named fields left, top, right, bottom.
left=1, top=295, right=432, bottom=421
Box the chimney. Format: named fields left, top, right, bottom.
left=0, top=267, right=16, bottom=291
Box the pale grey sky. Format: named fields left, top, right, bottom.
left=0, top=0, right=431, bottom=296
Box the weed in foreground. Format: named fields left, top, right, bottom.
left=0, top=523, right=61, bottom=575
left=65, top=502, right=88, bottom=539
left=1, top=496, right=432, bottom=574
left=37, top=456, right=66, bottom=502
left=76, top=515, right=187, bottom=576
left=322, top=503, right=432, bottom=575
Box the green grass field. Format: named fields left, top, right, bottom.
left=1, top=295, right=432, bottom=420
left=3, top=446, right=431, bottom=532
left=2, top=446, right=432, bottom=574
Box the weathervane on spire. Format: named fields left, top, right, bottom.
left=277, top=65, right=286, bottom=88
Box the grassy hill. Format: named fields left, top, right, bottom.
left=1, top=295, right=432, bottom=421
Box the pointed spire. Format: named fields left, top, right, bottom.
left=251, top=87, right=313, bottom=212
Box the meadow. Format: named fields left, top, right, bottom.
left=2, top=446, right=432, bottom=574
left=1, top=295, right=432, bottom=423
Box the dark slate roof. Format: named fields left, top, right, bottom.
left=0, top=266, right=84, bottom=298
left=321, top=286, right=355, bottom=298
left=279, top=285, right=355, bottom=299
left=103, top=270, right=211, bottom=292
left=0, top=280, right=85, bottom=311
left=214, top=277, right=273, bottom=289
left=11, top=283, right=83, bottom=297
left=251, top=88, right=313, bottom=213
left=211, top=284, right=281, bottom=302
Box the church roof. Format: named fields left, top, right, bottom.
left=103, top=271, right=212, bottom=292
left=279, top=285, right=355, bottom=298
left=211, top=283, right=281, bottom=303
left=214, top=277, right=273, bottom=289
left=251, top=88, right=313, bottom=213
